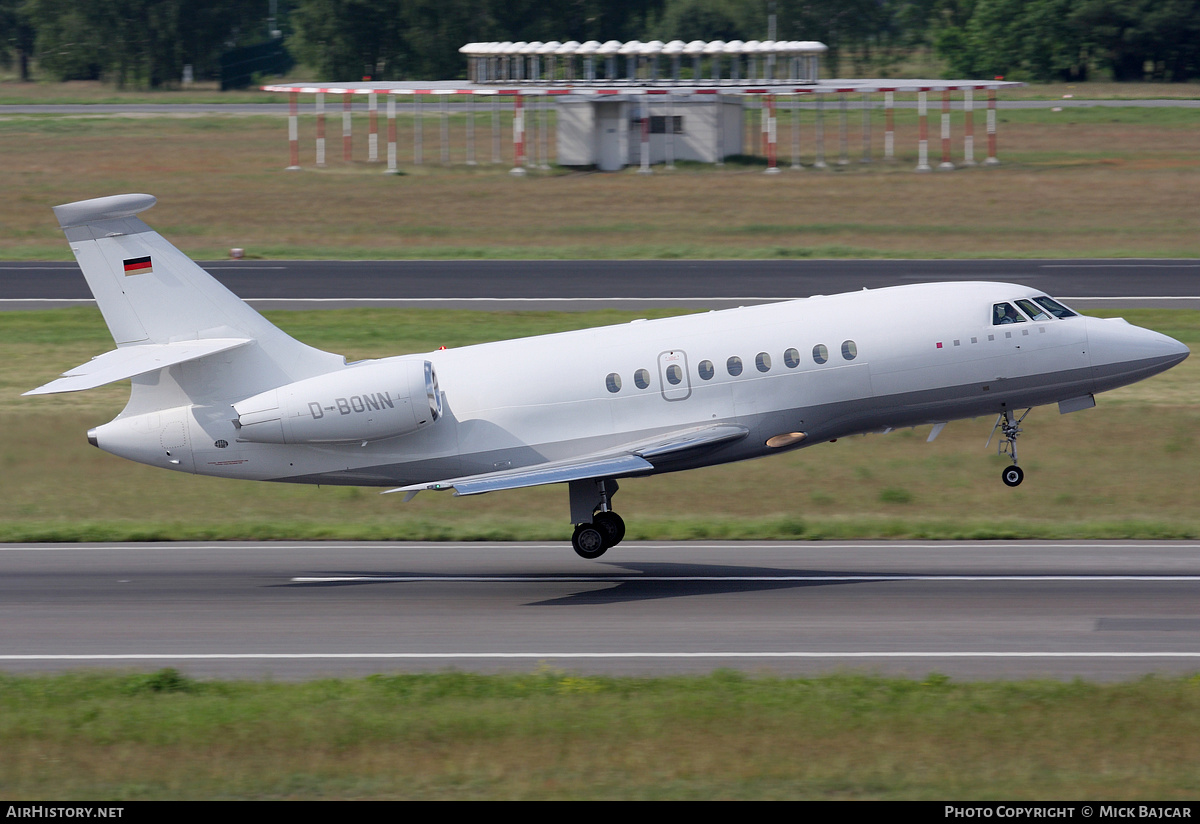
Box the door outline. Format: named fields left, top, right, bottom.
left=658, top=349, right=691, bottom=401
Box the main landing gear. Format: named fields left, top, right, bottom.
left=569, top=478, right=626, bottom=559
left=988, top=408, right=1031, bottom=487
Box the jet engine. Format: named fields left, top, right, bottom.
left=233, top=358, right=441, bottom=444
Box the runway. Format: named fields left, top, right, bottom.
left=4, top=258, right=1200, bottom=310
left=4, top=541, right=1200, bottom=681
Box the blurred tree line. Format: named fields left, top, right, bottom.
left=1, top=0, right=1197, bottom=87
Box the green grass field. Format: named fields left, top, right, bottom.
left=4, top=306, right=1196, bottom=543
left=1, top=94, right=1198, bottom=260
left=4, top=669, right=1200, bottom=799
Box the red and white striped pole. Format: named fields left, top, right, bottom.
left=510, top=94, right=526, bottom=176
left=813, top=93, right=827, bottom=169
left=315, top=93, right=326, bottom=167
left=368, top=93, right=378, bottom=162
left=915, top=89, right=931, bottom=172
left=963, top=88, right=976, bottom=166
left=883, top=90, right=895, bottom=161
left=837, top=91, right=849, bottom=165
left=760, top=95, right=768, bottom=157
left=638, top=94, right=651, bottom=174
left=791, top=93, right=801, bottom=170
left=286, top=92, right=300, bottom=170
left=466, top=92, right=476, bottom=165
left=385, top=94, right=398, bottom=174
left=764, top=93, right=779, bottom=174
left=985, top=88, right=1000, bottom=165
left=413, top=93, right=422, bottom=165
left=861, top=92, right=871, bottom=163
left=342, top=94, right=352, bottom=162
left=938, top=88, right=954, bottom=170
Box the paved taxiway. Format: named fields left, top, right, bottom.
left=4, top=541, right=1200, bottom=680
left=4, top=258, right=1200, bottom=310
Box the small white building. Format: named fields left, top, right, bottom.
left=556, top=96, right=745, bottom=170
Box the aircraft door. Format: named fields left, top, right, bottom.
left=658, top=350, right=691, bottom=401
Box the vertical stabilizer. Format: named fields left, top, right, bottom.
left=52, top=194, right=344, bottom=407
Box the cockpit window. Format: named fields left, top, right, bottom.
left=1032, top=296, right=1077, bottom=319
left=1015, top=299, right=1051, bottom=321
left=993, top=302, right=1027, bottom=325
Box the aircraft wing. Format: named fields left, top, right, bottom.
left=386, top=422, right=749, bottom=498
left=24, top=338, right=253, bottom=396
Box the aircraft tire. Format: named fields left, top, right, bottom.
left=593, top=511, right=626, bottom=547
left=1002, top=465, right=1024, bottom=487
left=572, top=523, right=609, bottom=559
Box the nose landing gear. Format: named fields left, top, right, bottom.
left=988, top=408, right=1031, bottom=487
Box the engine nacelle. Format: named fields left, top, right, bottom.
left=233, top=358, right=441, bottom=444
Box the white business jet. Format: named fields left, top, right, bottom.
left=27, top=194, right=1190, bottom=558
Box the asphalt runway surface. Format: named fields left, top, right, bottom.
left=3, top=541, right=1200, bottom=681
left=4, top=258, right=1200, bottom=310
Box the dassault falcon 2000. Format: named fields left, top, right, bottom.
left=27, top=194, right=1189, bottom=558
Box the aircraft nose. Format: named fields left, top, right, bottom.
left=1085, top=315, right=1189, bottom=393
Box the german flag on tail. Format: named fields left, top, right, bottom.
left=123, top=256, right=153, bottom=276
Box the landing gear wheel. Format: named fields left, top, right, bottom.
left=592, top=511, right=626, bottom=548
left=1002, top=465, right=1024, bottom=487
left=572, top=523, right=608, bottom=559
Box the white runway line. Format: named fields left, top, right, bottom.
left=291, top=574, right=1200, bottom=583
left=5, top=652, right=1200, bottom=661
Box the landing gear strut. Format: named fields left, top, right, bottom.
left=988, top=408, right=1031, bottom=487
left=568, top=478, right=625, bottom=559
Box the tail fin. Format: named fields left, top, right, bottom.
left=27, top=194, right=343, bottom=406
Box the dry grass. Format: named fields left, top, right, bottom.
left=0, top=104, right=1198, bottom=260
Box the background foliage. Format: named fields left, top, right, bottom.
left=2, top=0, right=1198, bottom=87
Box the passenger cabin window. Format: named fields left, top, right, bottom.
left=841, top=340, right=858, bottom=360
left=698, top=360, right=715, bottom=380
left=784, top=348, right=800, bottom=369
left=755, top=352, right=771, bottom=372
left=634, top=368, right=650, bottom=389
left=1015, top=299, right=1051, bottom=321
left=992, top=302, right=1027, bottom=325
left=605, top=373, right=622, bottom=393
left=813, top=344, right=828, bottom=364
left=666, top=364, right=683, bottom=385
left=727, top=356, right=743, bottom=376
left=1033, top=296, right=1077, bottom=318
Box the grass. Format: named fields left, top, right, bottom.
left=3, top=307, right=1196, bottom=543
left=4, top=669, right=1200, bottom=799
left=0, top=104, right=1198, bottom=260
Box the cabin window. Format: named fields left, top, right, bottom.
left=666, top=364, right=683, bottom=385
left=634, top=368, right=650, bottom=389
left=698, top=360, right=715, bottom=380
left=727, top=356, right=743, bottom=376
left=993, top=302, right=1027, bottom=325
left=813, top=344, right=828, bottom=364
left=1015, top=299, right=1051, bottom=321
left=605, top=373, right=622, bottom=393
left=841, top=340, right=857, bottom=360
left=755, top=352, right=771, bottom=372
left=1033, top=296, right=1077, bottom=318
left=784, top=348, right=800, bottom=368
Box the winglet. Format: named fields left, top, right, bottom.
left=52, top=194, right=157, bottom=229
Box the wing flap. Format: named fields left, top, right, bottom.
left=24, top=338, right=253, bottom=396
left=385, top=422, right=748, bottom=498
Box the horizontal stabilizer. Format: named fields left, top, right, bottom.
left=385, top=423, right=748, bottom=498
left=24, top=338, right=252, bottom=396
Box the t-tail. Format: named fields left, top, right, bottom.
left=25, top=194, right=345, bottom=411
